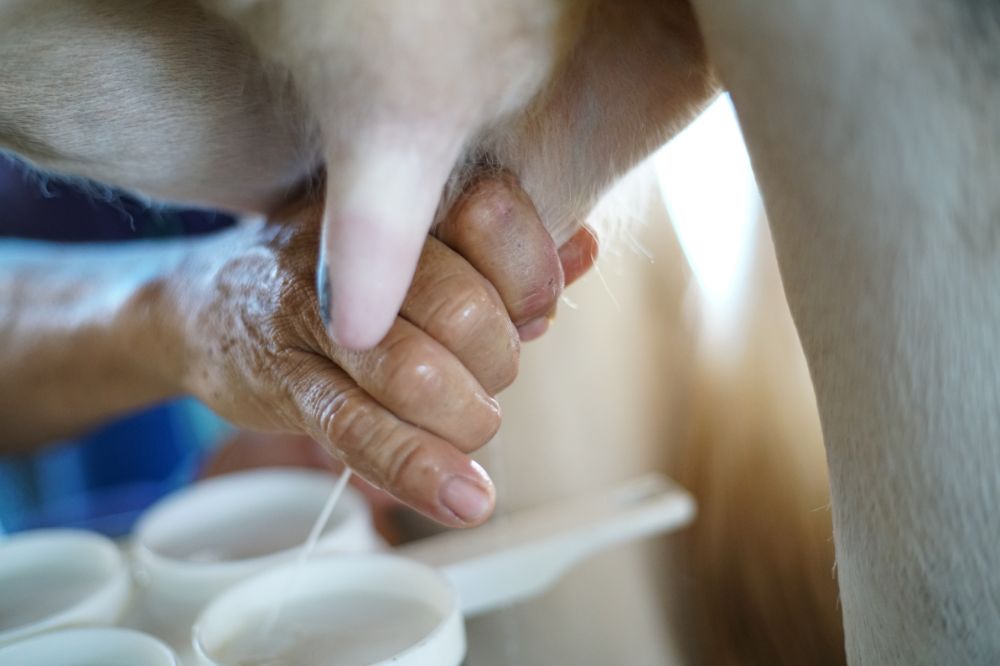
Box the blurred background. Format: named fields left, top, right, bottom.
left=0, top=166, right=235, bottom=537
left=0, top=96, right=843, bottom=665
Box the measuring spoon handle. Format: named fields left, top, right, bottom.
left=397, top=473, right=696, bottom=617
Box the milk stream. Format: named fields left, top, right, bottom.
left=259, top=469, right=353, bottom=637
left=249, top=451, right=512, bottom=664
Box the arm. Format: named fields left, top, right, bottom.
left=0, top=238, right=189, bottom=446
left=0, top=180, right=580, bottom=527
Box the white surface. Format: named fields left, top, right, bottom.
left=193, top=554, right=465, bottom=666
left=0, top=529, right=129, bottom=646
left=0, top=627, right=178, bottom=666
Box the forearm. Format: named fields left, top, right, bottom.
left=0, top=237, right=194, bottom=450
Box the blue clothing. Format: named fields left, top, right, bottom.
left=0, top=401, right=230, bottom=536
left=0, top=156, right=235, bottom=536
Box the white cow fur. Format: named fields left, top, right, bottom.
left=1, top=0, right=997, bottom=662
left=692, top=1, right=1000, bottom=662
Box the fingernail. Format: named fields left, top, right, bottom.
left=440, top=473, right=493, bottom=523
left=317, top=253, right=331, bottom=329
left=517, top=316, right=549, bottom=342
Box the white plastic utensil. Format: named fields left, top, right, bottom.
left=398, top=473, right=695, bottom=616
left=192, top=473, right=692, bottom=666
left=0, top=529, right=130, bottom=647
left=0, top=627, right=178, bottom=666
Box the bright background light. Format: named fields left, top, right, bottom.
left=653, top=95, right=760, bottom=324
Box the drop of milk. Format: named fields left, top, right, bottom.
left=212, top=592, right=442, bottom=666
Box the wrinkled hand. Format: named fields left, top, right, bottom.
left=160, top=178, right=594, bottom=527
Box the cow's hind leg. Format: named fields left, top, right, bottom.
left=691, top=0, right=1000, bottom=662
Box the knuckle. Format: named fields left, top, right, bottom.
left=353, top=427, right=426, bottom=493
left=315, top=385, right=375, bottom=448
left=428, top=274, right=499, bottom=343
left=463, top=179, right=520, bottom=230
left=378, top=335, right=445, bottom=408
left=424, top=275, right=520, bottom=396
left=381, top=434, right=426, bottom=490
left=310, top=382, right=427, bottom=494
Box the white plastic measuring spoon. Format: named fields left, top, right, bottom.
left=398, top=473, right=695, bottom=616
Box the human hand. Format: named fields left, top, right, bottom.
left=158, top=178, right=594, bottom=527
